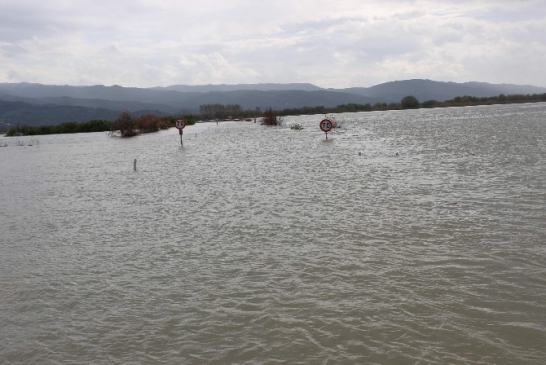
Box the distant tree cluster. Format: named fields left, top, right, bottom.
left=438, top=93, right=546, bottom=107
left=401, top=95, right=420, bottom=109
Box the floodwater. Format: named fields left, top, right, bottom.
left=1, top=103, right=545, bottom=364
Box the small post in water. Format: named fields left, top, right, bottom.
left=133, top=159, right=137, bottom=171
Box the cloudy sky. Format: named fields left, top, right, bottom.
left=1, top=0, right=545, bottom=88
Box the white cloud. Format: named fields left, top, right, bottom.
left=1, top=0, right=545, bottom=87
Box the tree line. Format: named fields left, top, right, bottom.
left=277, top=92, right=546, bottom=115
left=4, top=92, right=546, bottom=136
left=4, top=112, right=196, bottom=137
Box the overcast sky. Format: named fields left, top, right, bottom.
left=1, top=0, right=545, bottom=88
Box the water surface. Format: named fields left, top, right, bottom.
left=1, top=103, right=545, bottom=364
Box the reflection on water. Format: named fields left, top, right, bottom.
left=1, top=103, right=545, bottom=364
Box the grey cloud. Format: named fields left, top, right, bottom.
left=1, top=0, right=545, bottom=87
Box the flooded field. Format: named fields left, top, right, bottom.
left=1, top=103, right=545, bottom=364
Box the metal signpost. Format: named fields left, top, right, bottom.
left=174, top=118, right=186, bottom=146
left=319, top=118, right=333, bottom=139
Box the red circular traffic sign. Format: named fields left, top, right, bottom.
left=319, top=118, right=333, bottom=133
left=174, top=118, right=186, bottom=130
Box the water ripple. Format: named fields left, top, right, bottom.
left=1, top=104, right=546, bottom=364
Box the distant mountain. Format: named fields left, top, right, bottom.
left=1, top=80, right=545, bottom=127
left=336, top=79, right=546, bottom=103
left=176, top=89, right=377, bottom=111
left=0, top=100, right=121, bottom=127
left=0, top=93, right=176, bottom=114
left=152, top=83, right=322, bottom=92
left=0, top=83, right=201, bottom=107
left=463, top=81, right=546, bottom=96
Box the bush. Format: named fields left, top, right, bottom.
left=111, top=110, right=136, bottom=137
left=261, top=108, right=283, bottom=126
left=135, top=114, right=161, bottom=133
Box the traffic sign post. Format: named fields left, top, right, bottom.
left=174, top=118, right=186, bottom=146
left=319, top=118, right=333, bottom=139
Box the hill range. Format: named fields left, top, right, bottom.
left=1, top=79, right=545, bottom=127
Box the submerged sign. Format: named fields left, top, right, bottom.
left=175, top=118, right=186, bottom=145
left=174, top=118, right=186, bottom=130
left=319, top=118, right=333, bottom=139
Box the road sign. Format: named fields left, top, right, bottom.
left=174, top=118, right=186, bottom=130
left=319, top=118, right=333, bottom=133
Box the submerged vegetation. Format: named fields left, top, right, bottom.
left=110, top=111, right=170, bottom=137
left=3, top=92, right=545, bottom=137
left=4, top=111, right=196, bottom=137
left=290, top=123, right=304, bottom=130
left=260, top=108, right=283, bottom=126
left=108, top=112, right=196, bottom=137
